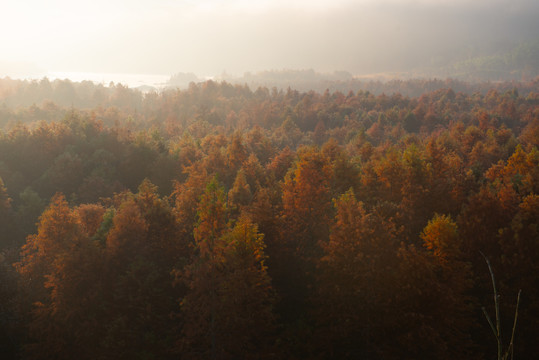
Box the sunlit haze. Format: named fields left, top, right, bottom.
left=2, top=0, right=538, bottom=80
left=2, top=2, right=539, bottom=360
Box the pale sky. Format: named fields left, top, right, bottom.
left=1, top=0, right=538, bottom=78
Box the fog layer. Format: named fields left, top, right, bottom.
left=2, top=0, right=538, bottom=78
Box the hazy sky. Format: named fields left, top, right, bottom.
left=2, top=0, right=538, bottom=78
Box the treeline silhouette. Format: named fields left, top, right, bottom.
left=0, top=79, right=538, bottom=359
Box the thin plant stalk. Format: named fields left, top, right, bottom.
left=480, top=252, right=521, bottom=360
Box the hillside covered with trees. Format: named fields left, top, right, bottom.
left=0, top=78, right=538, bottom=359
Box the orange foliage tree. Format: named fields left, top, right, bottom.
left=180, top=179, right=276, bottom=359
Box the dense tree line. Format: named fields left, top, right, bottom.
left=0, top=79, right=538, bottom=358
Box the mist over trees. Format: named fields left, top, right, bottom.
left=0, top=78, right=538, bottom=358
left=6, top=0, right=539, bottom=79
left=212, top=37, right=539, bottom=88
left=161, top=37, right=539, bottom=94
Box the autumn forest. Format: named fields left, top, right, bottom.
left=0, top=77, right=538, bottom=359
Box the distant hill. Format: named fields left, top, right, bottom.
left=167, top=38, right=539, bottom=90
left=163, top=38, right=539, bottom=95
left=444, top=37, right=539, bottom=81
left=167, top=72, right=201, bottom=89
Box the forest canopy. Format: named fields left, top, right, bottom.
left=0, top=78, right=538, bottom=359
